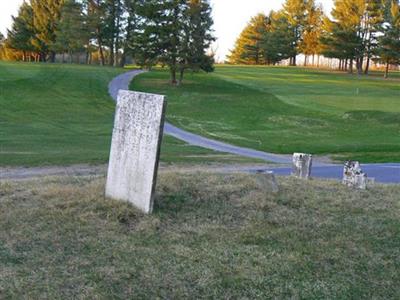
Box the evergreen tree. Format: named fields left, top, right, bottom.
left=176, top=0, right=215, bottom=83
left=282, top=0, right=308, bottom=66
left=299, top=0, right=324, bottom=66
left=120, top=0, right=141, bottom=67
left=261, top=11, right=297, bottom=65
left=375, top=0, right=400, bottom=78
left=103, top=0, right=125, bottom=66
left=130, top=0, right=214, bottom=85
left=228, top=14, right=267, bottom=64
left=130, top=0, right=168, bottom=69
left=6, top=2, right=36, bottom=61
left=320, top=0, right=365, bottom=73
left=85, top=0, right=107, bottom=65
left=363, top=0, right=385, bottom=74
left=30, top=0, right=65, bottom=62
left=0, top=32, right=5, bottom=60
left=53, top=0, right=89, bottom=63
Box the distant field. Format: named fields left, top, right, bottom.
left=133, top=66, right=400, bottom=162
left=0, top=62, right=251, bottom=167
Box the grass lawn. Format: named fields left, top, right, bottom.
left=0, top=62, right=250, bottom=167
left=1, top=62, right=399, bottom=166
left=132, top=66, right=400, bottom=163
left=1, top=173, right=399, bottom=298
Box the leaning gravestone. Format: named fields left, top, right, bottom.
left=342, top=161, right=368, bottom=190
left=255, top=170, right=279, bottom=193
left=106, top=90, right=166, bottom=214
left=292, top=153, right=313, bottom=179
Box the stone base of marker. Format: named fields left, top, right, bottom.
left=342, top=161, right=368, bottom=190
left=292, top=153, right=313, bottom=179
left=255, top=170, right=279, bottom=193
left=106, top=90, right=166, bottom=214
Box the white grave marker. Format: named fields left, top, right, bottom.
left=106, top=90, right=166, bottom=214
left=292, top=153, right=313, bottom=179
left=342, top=161, right=368, bottom=190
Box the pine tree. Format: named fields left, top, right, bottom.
left=120, top=0, right=141, bottom=67
left=228, top=14, right=268, bottom=64
left=261, top=11, right=297, bottom=65
left=102, top=0, right=125, bottom=66
left=30, top=0, right=65, bottom=62
left=320, top=0, right=365, bottom=73
left=299, top=0, right=324, bottom=66
left=129, top=0, right=214, bottom=85
left=85, top=0, right=107, bottom=65
left=282, top=0, right=308, bottom=66
left=53, top=0, right=89, bottom=63
left=0, top=32, right=5, bottom=60
left=375, top=0, right=400, bottom=78
left=6, top=2, right=36, bottom=61
left=364, top=0, right=385, bottom=74
left=176, top=0, right=215, bottom=84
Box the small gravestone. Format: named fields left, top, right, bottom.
left=255, top=170, right=279, bottom=193
left=342, top=161, right=368, bottom=190
left=106, top=90, right=166, bottom=214
left=292, top=153, right=313, bottom=179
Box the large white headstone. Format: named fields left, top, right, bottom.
left=106, top=90, right=166, bottom=214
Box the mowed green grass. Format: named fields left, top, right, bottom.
left=0, top=62, right=250, bottom=167
left=1, top=174, right=399, bottom=298
left=132, top=66, right=400, bottom=162
left=0, top=62, right=121, bottom=166
left=1, top=62, right=399, bottom=166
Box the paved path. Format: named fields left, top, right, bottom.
left=108, top=70, right=400, bottom=184
left=110, top=70, right=292, bottom=164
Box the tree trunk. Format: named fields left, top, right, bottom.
left=170, top=68, right=177, bottom=85
left=364, top=56, right=370, bottom=75
left=119, top=51, right=126, bottom=68
left=178, top=69, right=185, bottom=85
left=97, top=30, right=105, bottom=66
left=384, top=62, right=389, bottom=79
left=50, top=51, right=56, bottom=63
left=349, top=59, right=353, bottom=74
left=109, top=42, right=115, bottom=66
left=356, top=57, right=363, bottom=75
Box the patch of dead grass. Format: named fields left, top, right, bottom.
left=0, top=173, right=399, bottom=298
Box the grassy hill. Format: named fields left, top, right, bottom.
left=0, top=62, right=247, bottom=167
left=1, top=173, right=399, bottom=298
left=1, top=62, right=399, bottom=166
left=132, top=66, right=400, bottom=163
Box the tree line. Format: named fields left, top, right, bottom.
left=0, top=0, right=215, bottom=85
left=228, top=0, right=400, bottom=78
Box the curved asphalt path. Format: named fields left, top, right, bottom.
left=109, top=70, right=400, bottom=183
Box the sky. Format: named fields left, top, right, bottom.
left=0, top=0, right=333, bottom=61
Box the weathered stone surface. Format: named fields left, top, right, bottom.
left=106, top=90, right=166, bottom=214
left=342, top=161, right=368, bottom=189
left=255, top=170, right=279, bottom=193
left=292, top=153, right=313, bottom=179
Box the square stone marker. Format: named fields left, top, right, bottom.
left=292, top=153, right=313, bottom=179
left=106, top=90, right=166, bottom=214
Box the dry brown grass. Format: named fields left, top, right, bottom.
left=1, top=173, right=399, bottom=298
